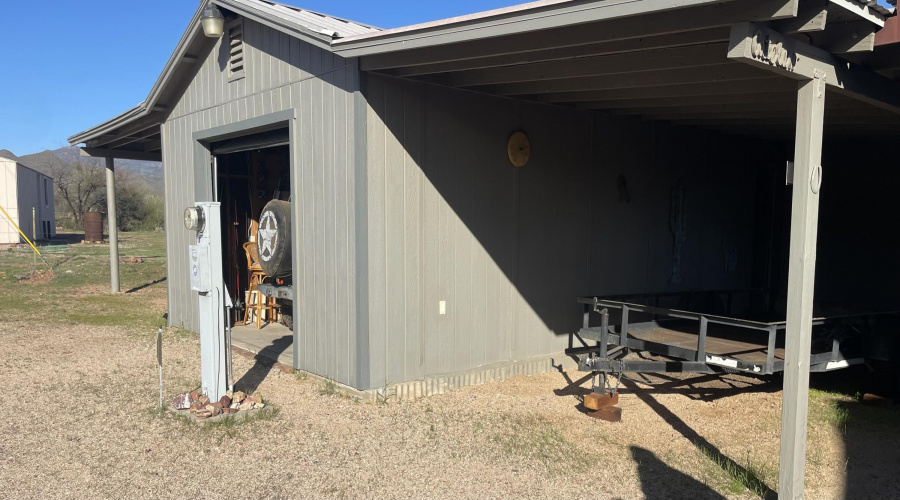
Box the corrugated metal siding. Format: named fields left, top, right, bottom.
left=162, top=18, right=361, bottom=387
left=363, top=74, right=758, bottom=390
left=363, top=74, right=592, bottom=388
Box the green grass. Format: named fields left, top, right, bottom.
left=487, top=415, right=595, bottom=475
left=809, top=388, right=851, bottom=434
left=0, top=232, right=168, bottom=330
left=697, top=444, right=774, bottom=498
left=149, top=403, right=281, bottom=442
left=319, top=379, right=338, bottom=396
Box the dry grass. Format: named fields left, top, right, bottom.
left=1, top=232, right=897, bottom=499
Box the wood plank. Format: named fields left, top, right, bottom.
left=300, top=79, right=317, bottom=372
left=443, top=43, right=730, bottom=87
left=584, top=391, right=619, bottom=410
left=611, top=100, right=799, bottom=117
left=771, top=0, right=828, bottom=34
left=492, top=64, right=773, bottom=95
left=422, top=84, right=442, bottom=374
left=333, top=66, right=350, bottom=384
left=779, top=76, right=825, bottom=500
left=403, top=79, right=423, bottom=379
left=365, top=74, right=387, bottom=387
left=386, top=27, right=731, bottom=77
left=535, top=78, right=795, bottom=103
left=587, top=405, right=623, bottom=423
left=322, top=69, right=337, bottom=380
left=384, top=77, right=407, bottom=385
left=814, top=21, right=876, bottom=54
left=577, top=92, right=798, bottom=110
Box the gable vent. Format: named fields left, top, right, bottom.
left=227, top=20, right=245, bottom=81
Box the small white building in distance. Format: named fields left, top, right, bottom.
left=0, top=150, right=55, bottom=245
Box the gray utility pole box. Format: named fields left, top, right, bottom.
left=185, top=202, right=227, bottom=401
left=189, top=245, right=211, bottom=292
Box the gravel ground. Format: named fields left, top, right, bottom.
left=4, top=316, right=896, bottom=500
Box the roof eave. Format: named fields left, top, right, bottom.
left=68, top=2, right=208, bottom=146
left=330, top=0, right=792, bottom=57
left=67, top=103, right=149, bottom=145
left=68, top=0, right=357, bottom=147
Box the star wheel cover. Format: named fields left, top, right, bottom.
left=258, top=210, right=278, bottom=262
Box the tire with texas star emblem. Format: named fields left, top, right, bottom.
left=257, top=200, right=292, bottom=278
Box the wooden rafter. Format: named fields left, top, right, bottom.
left=727, top=21, right=900, bottom=114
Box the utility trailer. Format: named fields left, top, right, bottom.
left=569, top=290, right=897, bottom=396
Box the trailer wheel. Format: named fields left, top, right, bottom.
left=257, top=200, right=292, bottom=278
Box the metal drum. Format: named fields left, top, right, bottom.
left=83, top=211, right=103, bottom=242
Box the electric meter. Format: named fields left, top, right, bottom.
left=184, top=206, right=205, bottom=232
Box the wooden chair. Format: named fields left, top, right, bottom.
left=242, top=241, right=278, bottom=329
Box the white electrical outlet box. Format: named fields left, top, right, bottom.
left=189, top=244, right=211, bottom=292
left=439, top=301, right=447, bottom=315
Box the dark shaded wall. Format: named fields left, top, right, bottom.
left=816, top=136, right=900, bottom=311
left=587, top=115, right=758, bottom=296
left=362, top=73, right=760, bottom=389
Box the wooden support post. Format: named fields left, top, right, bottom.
left=779, top=75, right=825, bottom=500
left=105, top=157, right=120, bottom=293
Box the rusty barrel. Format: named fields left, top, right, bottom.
left=83, top=211, right=103, bottom=242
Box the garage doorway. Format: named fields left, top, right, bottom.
left=199, top=121, right=296, bottom=370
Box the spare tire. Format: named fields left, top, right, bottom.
left=257, top=200, right=292, bottom=278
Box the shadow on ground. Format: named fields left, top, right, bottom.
left=126, top=277, right=167, bottom=294
left=553, top=365, right=778, bottom=499
left=621, top=378, right=777, bottom=499
left=234, top=333, right=293, bottom=394
left=631, top=446, right=726, bottom=500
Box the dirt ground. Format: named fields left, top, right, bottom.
left=1, top=321, right=897, bottom=500
left=0, top=233, right=897, bottom=499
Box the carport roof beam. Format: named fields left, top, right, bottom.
left=727, top=21, right=900, bottom=114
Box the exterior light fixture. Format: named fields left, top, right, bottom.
left=200, top=3, right=225, bottom=38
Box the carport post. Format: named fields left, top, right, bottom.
left=105, top=157, right=120, bottom=293
left=779, top=74, right=825, bottom=500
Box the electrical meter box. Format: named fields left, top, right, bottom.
left=189, top=244, right=211, bottom=292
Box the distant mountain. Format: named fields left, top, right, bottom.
left=15, top=146, right=163, bottom=193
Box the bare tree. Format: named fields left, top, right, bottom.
left=49, top=161, right=105, bottom=225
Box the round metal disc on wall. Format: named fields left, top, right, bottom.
left=507, top=131, right=530, bottom=167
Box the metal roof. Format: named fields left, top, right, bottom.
left=252, top=0, right=380, bottom=38
left=214, top=0, right=379, bottom=46
left=69, top=0, right=899, bottom=154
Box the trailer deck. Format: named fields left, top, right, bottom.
left=571, top=292, right=896, bottom=392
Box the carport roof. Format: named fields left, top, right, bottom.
left=69, top=0, right=899, bottom=160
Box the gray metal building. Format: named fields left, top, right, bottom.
left=70, top=1, right=899, bottom=495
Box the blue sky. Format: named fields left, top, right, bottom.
left=0, top=0, right=894, bottom=156
left=0, top=0, right=521, bottom=156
